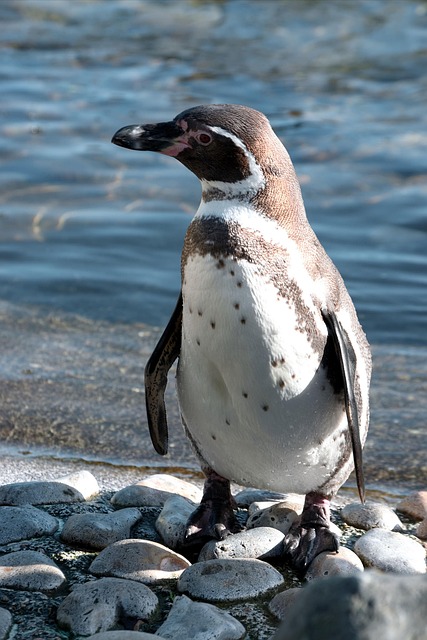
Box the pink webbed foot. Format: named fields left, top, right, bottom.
left=283, top=492, right=339, bottom=571
left=185, top=469, right=243, bottom=545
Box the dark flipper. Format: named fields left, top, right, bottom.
left=322, top=309, right=365, bottom=504
left=144, top=293, right=182, bottom=455
left=185, top=468, right=242, bottom=545
left=284, top=493, right=339, bottom=571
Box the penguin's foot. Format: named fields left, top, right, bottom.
left=184, top=469, right=242, bottom=544
left=283, top=492, right=339, bottom=571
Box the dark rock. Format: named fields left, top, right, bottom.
left=273, top=572, right=427, bottom=640
left=0, top=505, right=58, bottom=544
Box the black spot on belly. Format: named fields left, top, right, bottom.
left=211, top=434, right=217, bottom=440
left=210, top=321, right=216, bottom=329
left=196, top=338, right=201, bottom=346
left=240, top=317, right=246, bottom=325
left=237, top=281, right=242, bottom=288
left=262, top=404, right=269, bottom=412
left=234, top=303, right=240, bottom=310
left=242, top=391, right=248, bottom=398
left=225, top=418, right=230, bottom=425
left=198, top=310, right=203, bottom=317
left=217, top=259, right=225, bottom=269
left=230, top=269, right=235, bottom=276
left=278, top=379, right=285, bottom=389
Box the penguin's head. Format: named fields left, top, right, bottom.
left=112, top=104, right=290, bottom=196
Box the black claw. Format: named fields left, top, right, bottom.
left=184, top=500, right=241, bottom=545
left=283, top=492, right=339, bottom=571
left=284, top=525, right=340, bottom=571
left=184, top=469, right=242, bottom=546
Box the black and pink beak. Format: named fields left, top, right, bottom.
left=112, top=121, right=191, bottom=157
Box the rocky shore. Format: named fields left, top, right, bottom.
left=0, top=466, right=426, bottom=639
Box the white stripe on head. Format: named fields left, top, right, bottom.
left=201, top=126, right=265, bottom=199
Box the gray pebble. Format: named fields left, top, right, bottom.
left=416, top=518, right=427, bottom=540
left=0, top=550, right=66, bottom=592
left=269, top=588, right=302, bottom=621
left=234, top=488, right=294, bottom=508
left=198, top=527, right=284, bottom=561
left=90, top=539, right=191, bottom=583
left=341, top=502, right=404, bottom=531
left=396, top=491, right=427, bottom=521
left=248, top=501, right=281, bottom=516
left=305, top=547, right=364, bottom=581
left=61, top=507, right=142, bottom=550
left=0, top=470, right=99, bottom=505
left=0, top=607, right=12, bottom=640
left=156, top=495, right=195, bottom=549
left=111, top=474, right=202, bottom=508
left=354, top=529, right=426, bottom=574
left=57, top=577, right=158, bottom=636
left=0, top=505, right=58, bottom=544
left=88, top=633, right=164, bottom=639
left=178, top=558, right=284, bottom=602
left=246, top=503, right=299, bottom=534
left=156, top=594, right=246, bottom=639
left=272, top=572, right=427, bottom=640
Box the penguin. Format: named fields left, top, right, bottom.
left=112, top=104, right=371, bottom=569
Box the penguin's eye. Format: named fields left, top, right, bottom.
left=197, top=132, right=212, bottom=145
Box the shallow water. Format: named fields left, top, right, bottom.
left=0, top=0, right=426, bottom=493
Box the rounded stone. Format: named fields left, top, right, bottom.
left=156, top=495, right=195, bottom=549
left=272, top=572, right=427, bottom=640
left=198, top=526, right=284, bottom=561
left=0, top=550, right=66, bottom=592
left=178, top=558, right=284, bottom=602
left=354, top=529, right=426, bottom=574
left=416, top=519, right=427, bottom=540
left=88, top=633, right=164, bottom=639
left=111, top=474, right=202, bottom=508
left=0, top=506, right=58, bottom=544
left=246, top=504, right=299, bottom=534
left=341, top=502, right=404, bottom=531
left=0, top=470, right=99, bottom=505
left=56, top=470, right=100, bottom=499
left=305, top=547, right=364, bottom=581
left=89, top=539, right=191, bottom=583
left=234, top=489, right=296, bottom=508
left=269, top=587, right=302, bottom=620
left=57, top=577, right=158, bottom=636
left=397, top=491, right=427, bottom=521
left=61, top=508, right=142, bottom=550
left=0, top=607, right=12, bottom=640
left=156, top=594, right=246, bottom=639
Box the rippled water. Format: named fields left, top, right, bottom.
left=0, top=0, right=426, bottom=492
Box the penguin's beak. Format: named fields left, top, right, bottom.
left=111, top=121, right=190, bottom=156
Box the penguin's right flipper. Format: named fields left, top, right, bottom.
left=144, top=293, right=182, bottom=455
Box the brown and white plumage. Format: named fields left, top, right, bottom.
left=112, top=104, right=371, bottom=569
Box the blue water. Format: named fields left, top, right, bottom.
left=0, top=0, right=426, bottom=487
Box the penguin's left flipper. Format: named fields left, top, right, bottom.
left=284, top=310, right=366, bottom=570
left=321, top=309, right=365, bottom=504
left=144, top=293, right=182, bottom=455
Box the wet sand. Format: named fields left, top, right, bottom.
left=1, top=302, right=426, bottom=502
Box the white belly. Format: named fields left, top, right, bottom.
left=177, top=253, right=348, bottom=494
